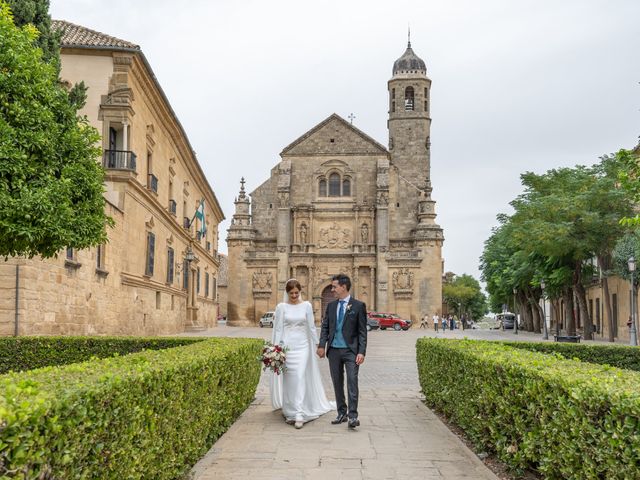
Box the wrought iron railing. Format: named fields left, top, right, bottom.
left=103, top=150, right=137, bottom=171
left=148, top=173, right=158, bottom=193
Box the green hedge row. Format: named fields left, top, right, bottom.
left=416, top=338, right=640, bottom=479
left=0, top=336, right=205, bottom=374
left=502, top=340, right=640, bottom=372
left=0, top=337, right=262, bottom=479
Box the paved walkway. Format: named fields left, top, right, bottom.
left=187, top=326, right=511, bottom=480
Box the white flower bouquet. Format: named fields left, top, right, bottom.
left=258, top=341, right=288, bottom=375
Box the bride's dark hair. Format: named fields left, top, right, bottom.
left=285, top=279, right=302, bottom=292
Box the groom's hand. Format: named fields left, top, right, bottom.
left=356, top=354, right=365, bottom=365
left=317, top=347, right=325, bottom=358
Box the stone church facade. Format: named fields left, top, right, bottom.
left=227, top=42, right=444, bottom=325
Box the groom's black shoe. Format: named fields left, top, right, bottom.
left=348, top=417, right=360, bottom=429
left=331, top=413, right=348, bottom=425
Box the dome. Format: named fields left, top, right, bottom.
left=392, top=42, right=426, bottom=75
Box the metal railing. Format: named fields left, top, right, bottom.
left=103, top=150, right=137, bottom=171
left=148, top=173, right=158, bottom=193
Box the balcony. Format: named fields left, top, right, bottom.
left=147, top=173, right=158, bottom=194
left=103, top=150, right=137, bottom=171
left=169, top=199, right=177, bottom=216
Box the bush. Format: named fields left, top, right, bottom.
left=416, top=338, right=640, bottom=478
left=0, top=337, right=262, bottom=479
left=502, top=340, right=640, bottom=372
left=0, top=336, right=204, bottom=374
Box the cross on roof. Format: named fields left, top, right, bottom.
left=348, top=113, right=356, bottom=124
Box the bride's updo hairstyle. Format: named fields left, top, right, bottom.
left=285, top=279, right=302, bottom=292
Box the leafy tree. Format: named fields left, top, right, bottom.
left=6, top=0, right=60, bottom=72
left=443, top=273, right=487, bottom=320
left=0, top=2, right=112, bottom=259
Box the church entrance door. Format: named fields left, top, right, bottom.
left=320, top=285, right=334, bottom=321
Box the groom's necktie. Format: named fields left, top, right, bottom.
left=338, top=300, right=345, bottom=325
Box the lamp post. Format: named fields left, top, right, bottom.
left=540, top=279, right=548, bottom=340
left=513, top=287, right=518, bottom=335
left=628, top=257, right=638, bottom=346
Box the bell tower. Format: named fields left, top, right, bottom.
left=387, top=37, right=432, bottom=185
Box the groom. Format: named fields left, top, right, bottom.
left=317, top=273, right=367, bottom=429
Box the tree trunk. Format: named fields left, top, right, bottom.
left=526, top=288, right=541, bottom=333
left=597, top=254, right=615, bottom=342
left=563, top=287, right=576, bottom=335
left=573, top=261, right=592, bottom=340
left=551, top=299, right=561, bottom=335
left=518, top=292, right=532, bottom=331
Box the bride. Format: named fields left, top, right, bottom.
left=270, top=279, right=335, bottom=428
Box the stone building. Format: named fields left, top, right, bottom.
left=227, top=41, right=444, bottom=325
left=0, top=21, right=224, bottom=336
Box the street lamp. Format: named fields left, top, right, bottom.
left=540, top=279, right=548, bottom=340
left=513, top=287, right=518, bottom=335
left=628, top=257, right=638, bottom=346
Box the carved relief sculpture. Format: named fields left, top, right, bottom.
left=317, top=222, right=352, bottom=249
left=252, top=269, right=273, bottom=292
left=299, top=223, right=308, bottom=244
left=392, top=268, right=414, bottom=297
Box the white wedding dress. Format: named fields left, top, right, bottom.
left=270, top=301, right=335, bottom=423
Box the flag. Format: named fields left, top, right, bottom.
left=192, top=199, right=207, bottom=237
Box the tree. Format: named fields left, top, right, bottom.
left=6, top=0, right=60, bottom=72
left=443, top=273, right=487, bottom=320
left=0, top=2, right=112, bottom=259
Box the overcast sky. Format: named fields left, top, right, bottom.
left=50, top=0, right=639, bottom=282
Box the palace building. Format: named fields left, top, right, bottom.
left=227, top=41, right=444, bottom=325
left=0, top=21, right=224, bottom=336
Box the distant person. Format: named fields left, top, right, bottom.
left=441, top=315, right=447, bottom=332
left=420, top=314, right=429, bottom=329
left=433, top=313, right=439, bottom=332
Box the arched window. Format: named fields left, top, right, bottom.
left=329, top=173, right=340, bottom=196
left=319, top=179, right=327, bottom=196
left=342, top=178, right=351, bottom=196
left=404, top=86, right=414, bottom=111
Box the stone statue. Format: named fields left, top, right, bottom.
left=299, top=223, right=308, bottom=244
left=360, top=223, right=369, bottom=244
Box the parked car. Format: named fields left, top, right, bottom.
left=259, top=311, right=275, bottom=328
left=367, top=312, right=411, bottom=331
left=367, top=317, right=380, bottom=331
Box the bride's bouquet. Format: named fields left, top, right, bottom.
left=258, top=341, right=288, bottom=375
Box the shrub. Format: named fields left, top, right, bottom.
left=0, top=337, right=262, bottom=479
left=0, top=336, right=204, bottom=374
left=502, top=340, right=640, bottom=372
left=416, top=338, right=640, bottom=478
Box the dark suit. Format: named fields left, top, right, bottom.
left=319, top=297, right=367, bottom=420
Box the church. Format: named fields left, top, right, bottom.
left=226, top=41, right=444, bottom=326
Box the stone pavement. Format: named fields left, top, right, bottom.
left=187, top=326, right=510, bottom=480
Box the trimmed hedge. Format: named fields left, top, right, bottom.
left=417, top=338, right=640, bottom=478
left=0, top=337, right=262, bottom=479
left=502, top=340, right=640, bottom=372
left=0, top=336, right=204, bottom=374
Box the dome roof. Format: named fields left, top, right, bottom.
left=392, top=42, right=426, bottom=75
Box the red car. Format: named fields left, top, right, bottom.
left=367, top=312, right=411, bottom=331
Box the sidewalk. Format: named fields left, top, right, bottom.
left=188, top=326, right=498, bottom=479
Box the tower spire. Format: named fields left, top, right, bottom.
left=408, top=24, right=411, bottom=48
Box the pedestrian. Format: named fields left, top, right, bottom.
left=449, top=315, right=454, bottom=331
left=441, top=315, right=447, bottom=332
left=420, top=313, right=429, bottom=329
left=432, top=312, right=439, bottom=332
